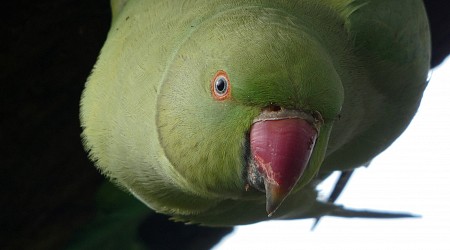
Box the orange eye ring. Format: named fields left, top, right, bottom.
left=211, top=70, right=231, bottom=101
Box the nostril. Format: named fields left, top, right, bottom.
left=266, top=105, right=282, bottom=112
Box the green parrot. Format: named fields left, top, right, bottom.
left=80, top=0, right=430, bottom=226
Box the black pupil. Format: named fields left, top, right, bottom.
left=215, top=77, right=227, bottom=94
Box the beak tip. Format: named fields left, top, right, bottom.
left=266, top=203, right=278, bottom=217
left=265, top=182, right=290, bottom=217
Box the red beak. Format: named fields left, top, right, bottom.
left=249, top=116, right=317, bottom=216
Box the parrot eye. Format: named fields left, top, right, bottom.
left=211, top=70, right=231, bottom=100
left=215, top=77, right=227, bottom=94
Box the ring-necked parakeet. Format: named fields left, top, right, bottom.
left=80, top=0, right=430, bottom=225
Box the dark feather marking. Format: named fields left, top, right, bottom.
left=311, top=169, right=354, bottom=229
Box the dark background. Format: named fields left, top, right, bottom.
left=1, top=1, right=449, bottom=249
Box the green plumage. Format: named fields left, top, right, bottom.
left=80, top=0, right=430, bottom=225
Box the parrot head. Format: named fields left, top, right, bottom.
left=157, top=10, right=344, bottom=216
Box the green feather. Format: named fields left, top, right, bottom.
left=80, top=0, right=430, bottom=225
